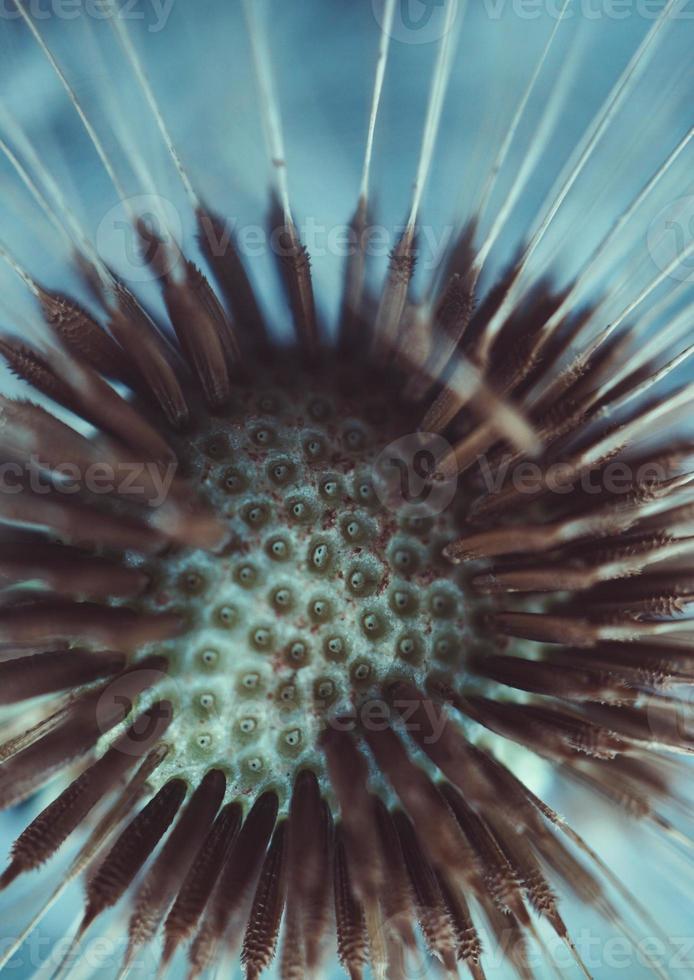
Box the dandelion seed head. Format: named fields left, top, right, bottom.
left=0, top=1, right=692, bottom=978
left=126, top=362, right=491, bottom=803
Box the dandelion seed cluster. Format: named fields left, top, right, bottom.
left=0, top=1, right=692, bottom=979
left=137, top=365, right=479, bottom=798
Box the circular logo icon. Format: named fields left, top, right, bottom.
left=647, top=195, right=694, bottom=283
left=373, top=432, right=457, bottom=517
left=96, top=193, right=183, bottom=283
left=95, top=665, right=174, bottom=755
left=645, top=687, right=694, bottom=750
left=371, top=0, right=459, bottom=45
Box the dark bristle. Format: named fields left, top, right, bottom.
left=0, top=544, right=149, bottom=599
left=269, top=202, right=319, bottom=362
left=281, top=770, right=324, bottom=976
left=135, top=219, right=234, bottom=409
left=371, top=225, right=417, bottom=361
left=125, top=769, right=226, bottom=960
left=241, top=821, right=288, bottom=979
left=435, top=870, right=485, bottom=974
left=467, top=652, right=635, bottom=704
left=41, top=348, right=175, bottom=464
left=0, top=701, right=173, bottom=890
left=162, top=801, right=243, bottom=967
left=440, top=783, right=530, bottom=927
left=211, top=791, right=279, bottom=932
left=189, top=791, right=278, bottom=975
left=0, top=601, right=181, bottom=651
left=37, top=287, right=133, bottom=382
left=372, top=797, right=417, bottom=951
left=363, top=724, right=477, bottom=879
left=391, top=810, right=458, bottom=973
left=0, top=337, right=77, bottom=410
left=196, top=206, right=270, bottom=353
left=302, top=798, right=334, bottom=972
left=107, top=279, right=191, bottom=429
left=333, top=827, right=369, bottom=980
left=0, top=661, right=168, bottom=810
left=322, top=730, right=384, bottom=902
left=0, top=648, right=126, bottom=705
left=0, top=488, right=165, bottom=553
left=82, top=778, right=187, bottom=932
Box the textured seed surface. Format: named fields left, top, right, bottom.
left=127, top=368, right=478, bottom=798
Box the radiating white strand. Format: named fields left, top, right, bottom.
left=627, top=274, right=692, bottom=341
left=473, top=11, right=587, bottom=280
left=531, top=126, right=693, bottom=354
left=0, top=135, right=74, bottom=254
left=13, top=0, right=133, bottom=213
left=474, top=0, right=573, bottom=238
left=424, top=12, right=587, bottom=310
left=0, top=109, right=120, bottom=306
left=370, top=0, right=464, bottom=355
left=607, top=340, right=694, bottom=417
left=0, top=103, right=106, bottom=278
left=414, top=29, right=586, bottom=420
left=83, top=30, right=169, bottom=209
left=418, top=347, right=541, bottom=455
left=0, top=240, right=40, bottom=296
left=103, top=0, right=200, bottom=211
left=407, top=0, right=465, bottom=229
left=575, top=295, right=694, bottom=420
left=360, top=0, right=397, bottom=202
left=242, top=0, right=292, bottom=220
left=575, top=185, right=694, bottom=351
left=533, top=243, right=694, bottom=412
left=0, top=761, right=156, bottom=974
left=476, top=0, right=682, bottom=360
left=70, top=12, right=188, bottom=283
left=340, top=0, right=397, bottom=330
left=585, top=381, right=694, bottom=468
left=613, top=299, right=694, bottom=391
left=585, top=241, right=694, bottom=361
left=528, top=54, right=693, bottom=296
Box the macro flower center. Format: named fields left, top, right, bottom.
left=133, top=363, right=477, bottom=798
